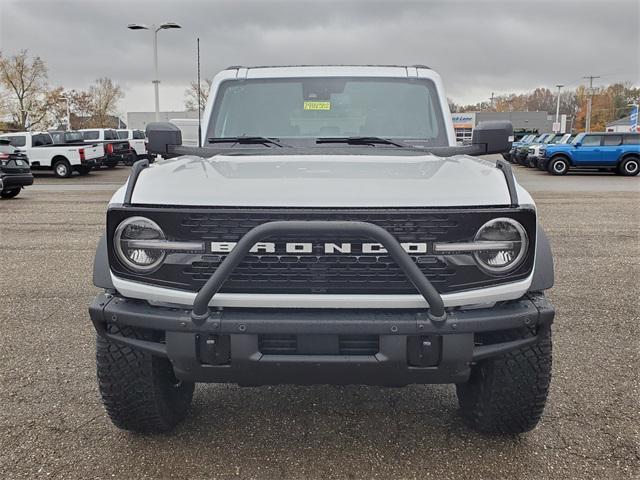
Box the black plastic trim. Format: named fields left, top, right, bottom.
left=530, top=224, right=554, bottom=291
left=92, top=233, right=115, bottom=290
left=495, top=159, right=519, bottom=207
left=122, top=159, right=149, bottom=206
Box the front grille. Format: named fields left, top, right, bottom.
left=180, top=209, right=459, bottom=294
left=258, top=334, right=379, bottom=356
left=107, top=207, right=537, bottom=295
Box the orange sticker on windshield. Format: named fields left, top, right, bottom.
left=304, top=101, right=331, bottom=111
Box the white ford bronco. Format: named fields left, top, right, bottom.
left=90, top=65, right=555, bottom=435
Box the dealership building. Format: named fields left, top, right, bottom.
left=126, top=110, right=199, bottom=130
left=451, top=111, right=558, bottom=143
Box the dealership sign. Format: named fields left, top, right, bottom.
left=451, top=113, right=476, bottom=127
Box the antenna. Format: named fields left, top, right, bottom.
left=197, top=37, right=202, bottom=148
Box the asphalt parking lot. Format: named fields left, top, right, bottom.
left=0, top=159, right=638, bottom=479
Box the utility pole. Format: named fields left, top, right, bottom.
left=583, top=75, right=600, bottom=132
left=554, top=84, right=564, bottom=132
left=489, top=92, right=495, bottom=110
left=197, top=37, right=202, bottom=148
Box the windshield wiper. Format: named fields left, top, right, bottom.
left=208, top=136, right=287, bottom=147
left=316, top=136, right=413, bottom=148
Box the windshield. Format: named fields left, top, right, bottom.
left=65, top=132, right=84, bottom=143
left=104, top=130, right=118, bottom=140
left=209, top=77, right=447, bottom=146
left=572, top=133, right=585, bottom=145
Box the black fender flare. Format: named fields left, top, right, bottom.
left=530, top=224, right=554, bottom=291
left=93, top=233, right=115, bottom=289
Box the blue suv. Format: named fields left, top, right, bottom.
left=540, top=132, right=640, bottom=176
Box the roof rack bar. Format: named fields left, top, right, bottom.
left=495, top=159, right=519, bottom=207
left=123, top=159, right=149, bottom=206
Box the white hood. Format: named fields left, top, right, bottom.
left=120, top=154, right=521, bottom=208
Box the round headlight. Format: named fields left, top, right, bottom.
left=114, top=216, right=166, bottom=272
left=473, top=218, right=528, bottom=274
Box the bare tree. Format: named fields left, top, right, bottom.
left=447, top=97, right=459, bottom=113
left=185, top=78, right=212, bottom=111
left=66, top=89, right=94, bottom=129
left=88, top=77, right=123, bottom=127
left=0, top=50, right=52, bottom=129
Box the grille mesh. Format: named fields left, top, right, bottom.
left=179, top=210, right=458, bottom=294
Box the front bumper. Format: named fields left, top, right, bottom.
left=526, top=154, right=540, bottom=166
left=515, top=151, right=529, bottom=163
left=89, top=292, right=554, bottom=386
left=538, top=157, right=550, bottom=170
left=0, top=173, right=34, bottom=189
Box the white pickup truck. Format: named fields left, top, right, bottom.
left=0, top=131, right=103, bottom=178
left=117, top=129, right=149, bottom=160
left=79, top=129, right=134, bottom=167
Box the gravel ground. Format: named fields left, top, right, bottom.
left=0, top=161, right=638, bottom=479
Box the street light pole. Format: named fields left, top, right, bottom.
left=128, top=22, right=182, bottom=122
left=153, top=29, right=160, bottom=121
left=554, top=84, right=564, bottom=130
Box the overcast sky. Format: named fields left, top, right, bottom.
left=1, top=0, right=638, bottom=116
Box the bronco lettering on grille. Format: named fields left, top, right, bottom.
left=210, top=242, right=429, bottom=254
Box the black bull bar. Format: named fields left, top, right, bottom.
left=190, top=220, right=447, bottom=324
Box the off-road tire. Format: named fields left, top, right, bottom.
left=617, top=156, right=639, bottom=176
left=96, top=325, right=195, bottom=433
left=456, top=327, right=552, bottom=435
left=77, top=165, right=92, bottom=175
left=105, top=159, right=118, bottom=169
left=53, top=158, right=72, bottom=178
left=548, top=156, right=569, bottom=175
left=1, top=188, right=21, bottom=199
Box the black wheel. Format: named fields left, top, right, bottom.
left=105, top=159, right=118, bottom=169
left=96, top=325, right=195, bottom=433
left=548, top=156, right=569, bottom=175
left=77, top=165, right=92, bottom=175
left=456, top=327, right=552, bottom=435
left=1, top=188, right=21, bottom=199
left=53, top=158, right=72, bottom=178
left=617, top=157, right=639, bottom=176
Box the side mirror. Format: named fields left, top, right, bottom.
left=472, top=121, right=514, bottom=154
left=574, top=142, right=581, bottom=147
left=145, top=122, right=182, bottom=157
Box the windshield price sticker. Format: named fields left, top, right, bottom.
left=303, top=101, right=331, bottom=111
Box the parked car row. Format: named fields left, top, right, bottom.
left=503, top=132, right=639, bottom=176
left=0, top=128, right=150, bottom=179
